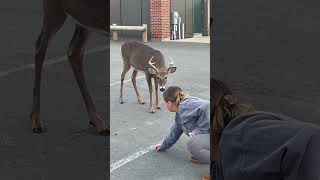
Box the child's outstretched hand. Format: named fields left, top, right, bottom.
left=155, top=144, right=162, bottom=151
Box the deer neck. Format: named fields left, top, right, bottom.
left=148, top=51, right=167, bottom=70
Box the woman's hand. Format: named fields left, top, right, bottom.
left=155, top=144, right=162, bottom=151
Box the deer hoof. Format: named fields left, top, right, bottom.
left=138, top=97, right=145, bottom=104
left=119, top=97, right=124, bottom=104
left=149, top=107, right=155, bottom=113
left=99, top=129, right=110, bottom=136
left=90, top=120, right=109, bottom=136
left=156, top=106, right=161, bottom=109
left=32, top=127, right=42, bottom=134
left=90, top=121, right=109, bottom=136
left=30, top=113, right=42, bottom=133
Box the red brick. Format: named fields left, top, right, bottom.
left=150, top=0, right=170, bottom=40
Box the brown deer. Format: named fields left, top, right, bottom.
left=119, top=41, right=177, bottom=113
left=30, top=0, right=109, bottom=135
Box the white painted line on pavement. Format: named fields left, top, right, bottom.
left=0, top=46, right=108, bottom=77
left=110, top=143, right=160, bottom=173
left=109, top=75, right=145, bottom=86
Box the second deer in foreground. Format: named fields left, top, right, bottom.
left=119, top=41, right=177, bottom=113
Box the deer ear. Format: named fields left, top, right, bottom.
left=148, top=67, right=157, bottom=75
left=167, top=67, right=177, bottom=74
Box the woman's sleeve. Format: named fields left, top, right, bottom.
left=159, top=115, right=183, bottom=151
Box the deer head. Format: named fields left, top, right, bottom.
left=147, top=56, right=177, bottom=92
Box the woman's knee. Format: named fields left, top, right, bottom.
left=186, top=136, right=200, bottom=154
left=187, top=134, right=210, bottom=150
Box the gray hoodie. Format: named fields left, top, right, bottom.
left=214, top=111, right=320, bottom=180
left=159, top=96, right=210, bottom=151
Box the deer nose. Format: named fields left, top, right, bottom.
left=160, top=87, right=165, bottom=92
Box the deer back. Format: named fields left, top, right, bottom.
left=121, top=41, right=166, bottom=72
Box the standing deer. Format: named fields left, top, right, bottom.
left=30, top=0, right=109, bottom=135
left=119, top=41, right=177, bottom=113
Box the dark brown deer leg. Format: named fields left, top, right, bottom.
left=30, top=15, right=66, bottom=133
left=146, top=74, right=154, bottom=113
left=131, top=69, right=145, bottom=104
left=119, top=62, right=130, bottom=104
left=67, top=25, right=108, bottom=135
left=154, top=78, right=160, bottom=109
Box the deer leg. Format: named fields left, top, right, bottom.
left=131, top=69, right=145, bottom=104
left=119, top=62, right=130, bottom=104
left=30, top=16, right=66, bottom=133
left=146, top=74, right=154, bottom=113
left=154, top=78, right=160, bottom=109
left=67, top=25, right=109, bottom=136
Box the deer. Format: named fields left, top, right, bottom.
left=30, top=0, right=109, bottom=136
left=119, top=41, right=177, bottom=113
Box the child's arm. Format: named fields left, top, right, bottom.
left=158, top=117, right=183, bottom=151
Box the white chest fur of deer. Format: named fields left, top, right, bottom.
left=119, top=41, right=177, bottom=113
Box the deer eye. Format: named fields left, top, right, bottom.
left=165, top=77, right=167, bottom=80
left=157, top=77, right=160, bottom=80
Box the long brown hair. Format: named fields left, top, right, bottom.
left=211, top=78, right=253, bottom=163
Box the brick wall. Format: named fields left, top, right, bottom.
left=150, top=0, right=170, bottom=40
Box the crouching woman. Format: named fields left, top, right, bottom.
left=155, top=86, right=210, bottom=164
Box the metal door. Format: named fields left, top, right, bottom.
left=194, top=0, right=204, bottom=33
left=121, top=0, right=142, bottom=37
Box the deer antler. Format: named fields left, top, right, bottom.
left=169, top=56, right=174, bottom=67
left=148, top=56, right=159, bottom=72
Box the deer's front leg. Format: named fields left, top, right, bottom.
left=154, top=78, right=160, bottom=109
left=146, top=74, right=154, bottom=113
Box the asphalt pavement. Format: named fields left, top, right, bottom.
left=0, top=1, right=109, bottom=179
left=110, top=40, right=210, bottom=180
left=213, top=0, right=320, bottom=125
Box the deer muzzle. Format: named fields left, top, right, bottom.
left=160, top=86, right=165, bottom=92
